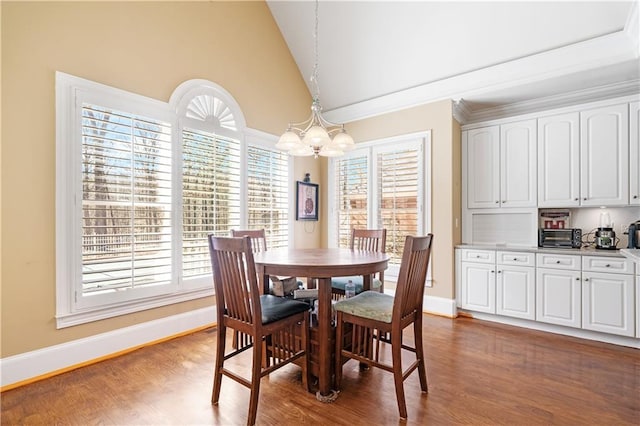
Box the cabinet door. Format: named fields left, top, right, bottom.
left=497, top=265, right=535, bottom=320
left=580, top=104, right=629, bottom=206
left=500, top=120, right=537, bottom=207
left=537, top=113, right=580, bottom=207
left=465, top=126, right=500, bottom=208
left=630, top=101, right=639, bottom=205
left=461, top=262, right=495, bottom=313
left=536, top=268, right=581, bottom=328
left=582, top=272, right=634, bottom=337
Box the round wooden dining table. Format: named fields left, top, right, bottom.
left=253, top=248, right=389, bottom=400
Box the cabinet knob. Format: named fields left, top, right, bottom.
left=491, top=270, right=495, bottom=273
left=495, top=201, right=499, bottom=204
left=497, top=270, right=502, bottom=274
left=574, top=198, right=579, bottom=201
left=502, top=200, right=506, bottom=203
left=605, top=264, right=610, bottom=268
left=633, top=195, right=638, bottom=199
left=576, top=277, right=580, bottom=281
left=513, top=258, right=518, bottom=261
left=583, top=197, right=587, bottom=201
left=556, top=260, right=560, bottom=264
left=585, top=278, right=589, bottom=282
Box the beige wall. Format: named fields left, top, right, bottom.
left=1, top=1, right=312, bottom=357
left=339, top=100, right=461, bottom=300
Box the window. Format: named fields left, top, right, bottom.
left=328, top=133, right=431, bottom=280
left=56, top=73, right=289, bottom=327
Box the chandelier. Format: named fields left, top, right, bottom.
left=276, top=0, right=355, bottom=158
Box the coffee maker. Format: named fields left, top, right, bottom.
left=627, top=220, right=640, bottom=249
left=595, top=227, right=617, bottom=249
left=595, top=208, right=617, bottom=250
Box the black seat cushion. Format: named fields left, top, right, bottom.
left=260, top=295, right=310, bottom=324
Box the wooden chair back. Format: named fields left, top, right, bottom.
left=392, top=234, right=433, bottom=325
left=231, top=229, right=268, bottom=253
left=351, top=228, right=387, bottom=285
left=208, top=235, right=261, bottom=333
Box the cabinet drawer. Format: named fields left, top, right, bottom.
left=582, top=256, right=634, bottom=275
left=497, top=251, right=535, bottom=267
left=460, top=249, right=495, bottom=264
left=536, top=253, right=580, bottom=270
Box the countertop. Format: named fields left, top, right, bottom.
left=456, top=244, right=628, bottom=258
left=620, top=248, right=640, bottom=264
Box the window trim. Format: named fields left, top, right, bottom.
left=55, top=72, right=289, bottom=328
left=327, top=131, right=432, bottom=282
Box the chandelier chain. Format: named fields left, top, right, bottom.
left=312, top=0, right=320, bottom=100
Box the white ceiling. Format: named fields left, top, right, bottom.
left=267, top=1, right=640, bottom=123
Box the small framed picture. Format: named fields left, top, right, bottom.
left=296, top=181, right=319, bottom=221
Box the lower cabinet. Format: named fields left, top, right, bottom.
left=457, top=248, right=637, bottom=340
left=460, top=262, right=495, bottom=313
left=536, top=267, right=582, bottom=328
left=497, top=265, right=536, bottom=320
left=582, top=271, right=635, bottom=337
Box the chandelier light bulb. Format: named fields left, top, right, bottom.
left=302, top=125, right=331, bottom=146
left=276, top=130, right=302, bottom=151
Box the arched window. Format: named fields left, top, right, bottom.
left=56, top=73, right=290, bottom=327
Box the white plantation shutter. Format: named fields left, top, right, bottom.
left=376, top=147, right=420, bottom=265
left=247, top=145, right=289, bottom=248
left=82, top=104, right=173, bottom=293
left=334, top=154, right=369, bottom=247
left=57, top=74, right=291, bottom=327
left=182, top=129, right=241, bottom=278
left=329, top=135, right=429, bottom=276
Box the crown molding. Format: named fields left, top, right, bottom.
left=452, top=99, right=472, bottom=124
left=462, top=79, right=640, bottom=124
left=324, top=30, right=637, bottom=125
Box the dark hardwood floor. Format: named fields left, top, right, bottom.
left=2, top=314, right=639, bottom=425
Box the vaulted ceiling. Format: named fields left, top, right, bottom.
left=267, top=1, right=639, bottom=124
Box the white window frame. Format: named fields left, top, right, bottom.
left=328, top=131, right=432, bottom=283
left=56, top=73, right=289, bottom=328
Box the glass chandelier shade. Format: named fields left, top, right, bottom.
left=276, top=0, right=355, bottom=158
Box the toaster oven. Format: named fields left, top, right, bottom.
left=538, top=228, right=582, bottom=249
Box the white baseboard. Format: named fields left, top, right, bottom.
left=423, top=295, right=457, bottom=318
left=1, top=307, right=216, bottom=389
left=463, top=311, right=640, bottom=349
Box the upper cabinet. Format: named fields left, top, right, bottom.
left=537, top=104, right=630, bottom=208
left=580, top=104, right=629, bottom=206
left=464, top=119, right=537, bottom=209
left=630, top=101, right=639, bottom=205
left=538, top=112, right=580, bottom=207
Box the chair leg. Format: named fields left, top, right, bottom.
left=391, top=331, right=408, bottom=419
left=414, top=318, right=428, bottom=393
left=247, top=338, right=263, bottom=426
left=211, top=325, right=226, bottom=404
left=334, top=312, right=344, bottom=389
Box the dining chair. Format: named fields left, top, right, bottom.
left=208, top=235, right=311, bottom=426
left=331, top=228, right=387, bottom=299
left=333, top=234, right=433, bottom=420
left=231, top=229, right=301, bottom=296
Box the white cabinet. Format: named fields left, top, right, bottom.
left=500, top=120, right=537, bottom=207
left=465, top=126, right=500, bottom=209
left=536, top=253, right=581, bottom=328
left=464, top=120, right=536, bottom=209
left=630, top=101, right=639, bottom=205
left=581, top=257, right=635, bottom=337
left=537, top=112, right=580, bottom=207
left=460, top=249, right=495, bottom=313
left=496, top=251, right=535, bottom=320
left=580, top=104, right=629, bottom=206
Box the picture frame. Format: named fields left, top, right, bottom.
left=296, top=181, right=319, bottom=221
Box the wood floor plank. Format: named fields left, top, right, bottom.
left=2, top=315, right=638, bottom=425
